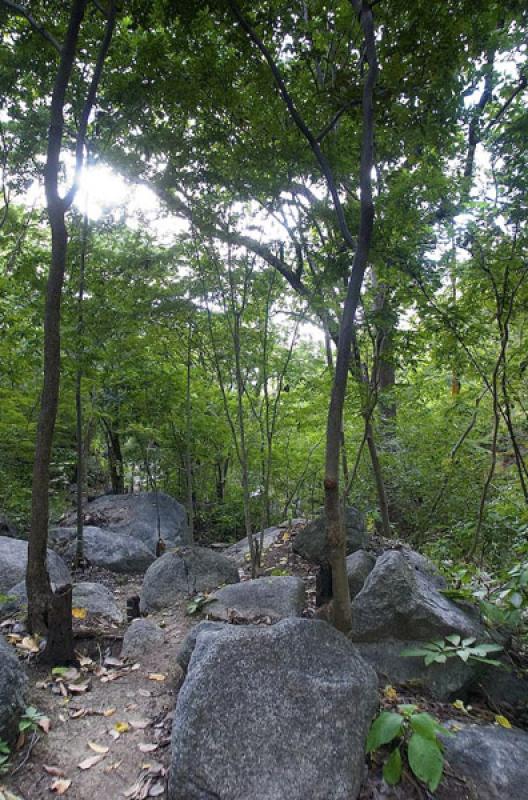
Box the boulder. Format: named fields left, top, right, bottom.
left=476, top=664, right=528, bottom=712
left=206, top=576, right=306, bottom=623
left=140, top=547, right=239, bottom=612
left=0, top=536, right=70, bottom=595
left=223, top=526, right=284, bottom=567
left=121, top=618, right=165, bottom=660
left=0, top=581, right=27, bottom=616
left=49, top=526, right=155, bottom=573
left=346, top=550, right=376, bottom=598
left=292, top=507, right=367, bottom=565
left=442, top=722, right=528, bottom=799
left=401, top=546, right=446, bottom=589
left=176, top=620, right=229, bottom=673
left=353, top=640, right=479, bottom=701
left=72, top=582, right=123, bottom=624
left=168, top=618, right=378, bottom=800
left=350, top=550, right=482, bottom=642
left=62, top=492, right=190, bottom=552
left=0, top=635, right=27, bottom=744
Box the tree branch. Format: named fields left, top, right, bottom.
left=0, top=0, right=62, bottom=54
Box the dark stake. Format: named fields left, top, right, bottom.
left=41, top=585, right=77, bottom=666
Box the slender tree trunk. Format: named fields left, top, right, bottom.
left=185, top=322, right=194, bottom=541
left=75, top=210, right=88, bottom=567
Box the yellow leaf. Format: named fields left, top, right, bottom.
left=72, top=608, right=87, bottom=620
left=113, top=722, right=129, bottom=734
left=383, top=685, right=398, bottom=701
left=495, top=714, right=512, bottom=729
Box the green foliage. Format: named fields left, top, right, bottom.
left=0, top=739, right=10, bottom=775
left=18, top=706, right=46, bottom=734
left=366, top=705, right=449, bottom=792
left=186, top=594, right=212, bottom=616
left=401, top=635, right=503, bottom=667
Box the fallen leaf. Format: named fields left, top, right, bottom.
left=43, top=766, right=65, bottom=777
left=109, top=730, right=120, bottom=741
left=76, top=653, right=93, bottom=667
left=147, top=673, right=166, bottom=682
left=38, top=716, right=51, bottom=733
left=88, top=742, right=109, bottom=755
left=383, top=685, right=398, bottom=701
left=104, top=656, right=124, bottom=668
left=78, top=755, right=104, bottom=770
left=72, top=608, right=87, bottom=620
left=138, top=744, right=158, bottom=753
left=130, top=719, right=149, bottom=730
left=103, top=707, right=116, bottom=717
left=148, top=783, right=164, bottom=797
left=50, top=778, right=72, bottom=795
left=68, top=680, right=91, bottom=694
left=138, top=689, right=151, bottom=698
left=114, top=722, right=129, bottom=734
left=495, top=714, right=512, bottom=729
left=17, top=635, right=40, bottom=654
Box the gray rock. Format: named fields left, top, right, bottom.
left=206, top=576, right=306, bottom=623
left=168, top=618, right=378, bottom=800
left=0, top=536, right=70, bottom=595
left=401, top=547, right=446, bottom=589
left=350, top=550, right=481, bottom=642
left=476, top=663, right=528, bottom=711
left=176, top=620, right=229, bottom=673
left=292, top=507, right=367, bottom=565
left=442, top=723, right=528, bottom=799
left=347, top=550, right=376, bottom=598
left=0, top=635, right=27, bottom=745
left=72, top=582, right=123, bottom=624
left=353, top=640, right=480, bottom=701
left=223, top=526, right=284, bottom=566
left=140, top=547, right=239, bottom=612
left=0, top=581, right=27, bottom=616
left=62, top=492, right=190, bottom=552
left=49, top=526, right=155, bottom=573
left=121, top=618, right=165, bottom=660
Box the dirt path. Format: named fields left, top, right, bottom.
left=2, top=581, right=193, bottom=800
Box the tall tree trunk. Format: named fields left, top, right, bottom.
left=185, top=321, right=194, bottom=541
left=75, top=209, right=88, bottom=568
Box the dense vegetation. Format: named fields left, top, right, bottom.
left=1, top=0, right=527, bottom=632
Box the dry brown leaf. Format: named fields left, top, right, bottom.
left=17, top=635, right=40, bottom=653
left=37, top=716, right=51, bottom=733
left=103, top=707, right=116, bottom=717
left=147, top=673, right=166, bottom=682
left=77, top=755, right=104, bottom=770
left=88, top=742, right=109, bottom=755
left=67, top=680, right=91, bottom=694
left=50, top=778, right=72, bottom=795
left=43, top=766, right=65, bottom=777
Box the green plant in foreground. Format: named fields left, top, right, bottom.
left=186, top=594, right=212, bottom=616
left=401, top=634, right=503, bottom=666
left=366, top=705, right=450, bottom=792
left=18, top=707, right=46, bottom=734
left=0, top=740, right=10, bottom=775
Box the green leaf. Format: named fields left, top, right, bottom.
left=408, top=732, right=444, bottom=792
left=366, top=712, right=403, bottom=752
left=397, top=704, right=418, bottom=716
left=445, top=634, right=461, bottom=646
left=410, top=712, right=442, bottom=741
left=383, top=747, right=402, bottom=785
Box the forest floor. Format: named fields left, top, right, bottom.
left=0, top=527, right=522, bottom=800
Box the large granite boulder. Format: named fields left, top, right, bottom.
left=354, top=640, right=479, bottom=701
left=0, top=635, right=27, bottom=744
left=346, top=550, right=376, bottom=598
left=206, top=576, right=306, bottom=623
left=62, top=492, right=190, bottom=552
left=350, top=550, right=481, bottom=642
left=292, top=507, right=367, bottom=565
left=49, top=526, right=155, bottom=573
left=121, top=618, right=165, bottom=661
left=140, top=547, right=239, bottom=612
left=0, top=536, right=70, bottom=594
left=176, top=620, right=229, bottom=673
left=442, top=723, right=528, bottom=799
left=223, top=526, right=284, bottom=567
left=168, top=618, right=378, bottom=800
left=72, top=582, right=123, bottom=624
